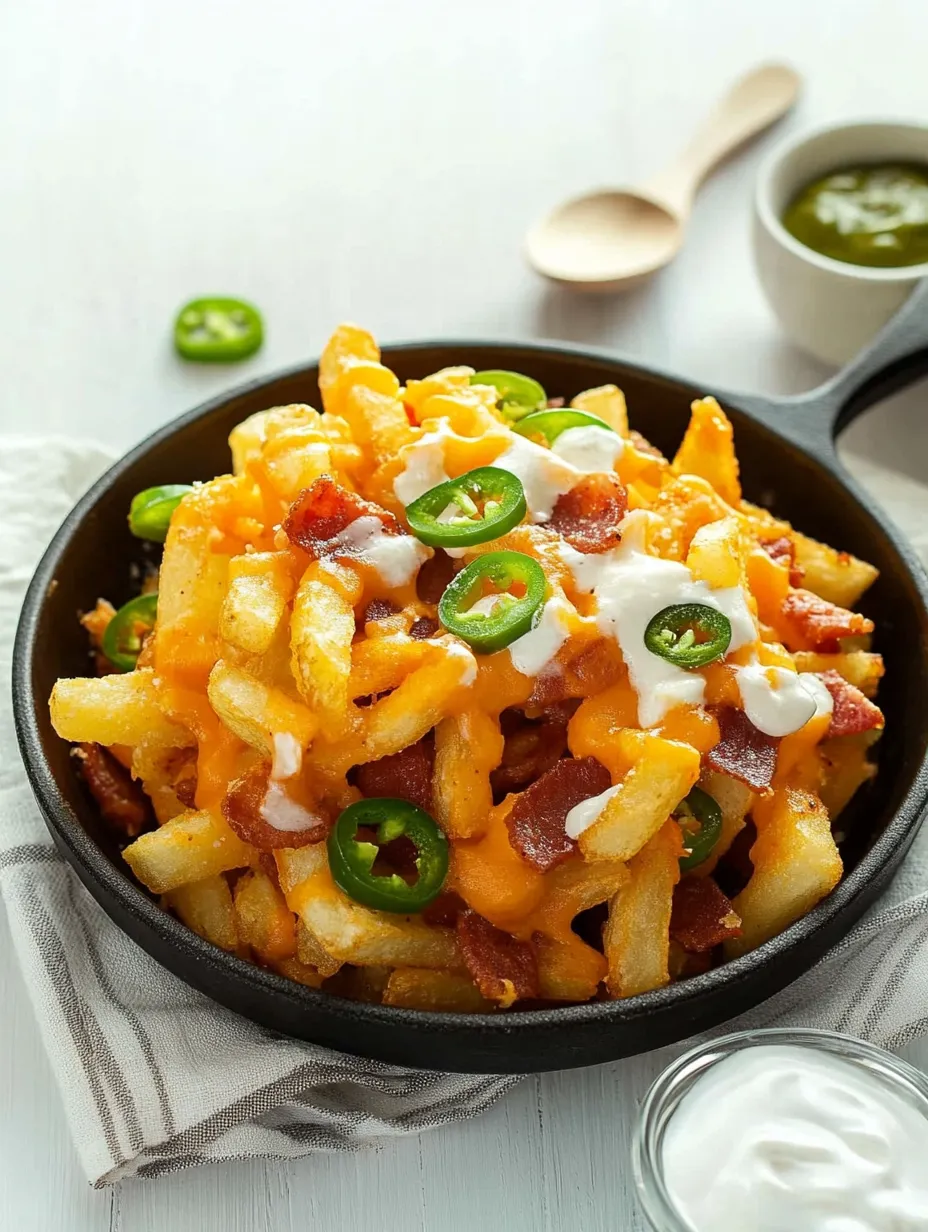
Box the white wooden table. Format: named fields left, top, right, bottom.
left=3, top=1, right=928, bottom=1227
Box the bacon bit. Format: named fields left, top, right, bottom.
left=491, top=703, right=574, bottom=797
left=258, top=851, right=281, bottom=886
left=222, top=761, right=329, bottom=851
left=73, top=743, right=154, bottom=840
left=546, top=396, right=566, bottom=408
left=780, top=588, right=873, bottom=650
left=670, top=876, right=742, bottom=952
left=761, top=535, right=804, bottom=586
left=283, top=476, right=400, bottom=558
left=170, top=748, right=198, bottom=807
left=706, top=707, right=779, bottom=792
left=362, top=598, right=399, bottom=624
left=421, top=890, right=466, bottom=928
left=628, top=430, right=666, bottom=461
left=818, top=669, right=884, bottom=738
left=549, top=473, right=628, bottom=554
left=456, top=909, right=539, bottom=1006
left=354, top=735, right=434, bottom=813
left=506, top=756, right=612, bottom=872
left=410, top=615, right=439, bottom=640
left=416, top=550, right=456, bottom=605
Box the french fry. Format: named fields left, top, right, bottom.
left=570, top=384, right=629, bottom=435
left=50, top=670, right=188, bottom=748
left=296, top=919, right=342, bottom=978
left=166, top=875, right=239, bottom=953
left=123, top=809, right=254, bottom=894
left=433, top=709, right=503, bottom=840
left=819, top=735, right=878, bottom=818
left=207, top=660, right=318, bottom=754
left=272, top=957, right=325, bottom=988
left=130, top=733, right=197, bottom=825
left=604, top=820, right=683, bottom=998
left=220, top=553, right=296, bottom=655
left=289, top=570, right=355, bottom=725
left=685, top=516, right=745, bottom=589
left=382, top=969, right=492, bottom=1013
left=727, top=787, right=842, bottom=958
left=403, top=367, right=475, bottom=420
left=793, top=650, right=884, bottom=698
left=578, top=731, right=700, bottom=862
left=791, top=530, right=878, bottom=607
left=672, top=396, right=741, bottom=506
left=342, top=384, right=414, bottom=459
left=318, top=323, right=382, bottom=416
left=233, top=869, right=297, bottom=963
left=694, top=771, right=754, bottom=874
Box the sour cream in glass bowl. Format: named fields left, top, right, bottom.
left=633, top=1027, right=928, bottom=1232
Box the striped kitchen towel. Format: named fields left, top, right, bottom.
left=2, top=437, right=928, bottom=1185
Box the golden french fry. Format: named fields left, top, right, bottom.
left=686, top=515, right=745, bottom=589
left=578, top=731, right=700, bottom=862
left=603, top=820, right=682, bottom=998
left=693, top=771, right=754, bottom=874
left=672, top=396, right=741, bottom=506
left=727, top=787, right=842, bottom=958
left=220, top=554, right=295, bottom=655
left=233, top=869, right=297, bottom=963
left=570, top=384, right=629, bottom=435
left=296, top=919, right=342, bottom=978
left=124, top=809, right=254, bottom=894
left=792, top=650, right=884, bottom=698
left=433, top=709, right=503, bottom=840
left=403, top=367, right=475, bottom=420
left=791, top=530, right=878, bottom=607
left=318, top=323, right=382, bottom=416
left=342, top=384, right=414, bottom=459
left=166, top=875, right=239, bottom=953
left=50, top=670, right=188, bottom=748
left=382, top=969, right=491, bottom=1013
left=130, top=734, right=197, bottom=825
left=290, top=570, right=355, bottom=724
left=819, top=735, right=879, bottom=818
left=207, top=660, right=318, bottom=754
left=273, top=957, right=325, bottom=987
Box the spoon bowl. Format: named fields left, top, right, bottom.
left=527, top=63, right=801, bottom=293
left=526, top=189, right=682, bottom=291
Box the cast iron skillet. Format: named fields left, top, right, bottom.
left=13, top=282, right=928, bottom=1074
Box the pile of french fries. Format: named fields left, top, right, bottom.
left=49, top=323, right=883, bottom=1012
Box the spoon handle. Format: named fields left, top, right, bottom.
left=644, top=64, right=801, bottom=217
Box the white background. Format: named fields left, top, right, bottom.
left=3, top=0, right=928, bottom=1228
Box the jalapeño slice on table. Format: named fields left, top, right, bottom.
left=327, top=798, right=449, bottom=913
left=470, top=369, right=546, bottom=421
left=674, top=786, right=724, bottom=872
left=174, top=297, right=264, bottom=362
left=438, top=550, right=546, bottom=654
left=128, top=484, right=194, bottom=543
left=644, top=603, right=732, bottom=669
left=101, top=592, right=159, bottom=673
left=405, top=467, right=526, bottom=548
left=512, top=407, right=616, bottom=444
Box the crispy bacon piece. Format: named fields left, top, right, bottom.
left=416, top=549, right=456, bottom=604
left=73, top=743, right=154, bottom=839
left=506, top=756, right=612, bottom=872
left=779, top=587, right=873, bottom=651
left=362, top=598, right=399, bottom=624
left=761, top=535, right=804, bottom=586
left=222, top=761, right=329, bottom=851
left=354, top=735, right=434, bottom=813
left=410, top=615, right=439, bottom=640
left=283, top=476, right=400, bottom=558
left=491, top=703, right=574, bottom=797
left=546, top=396, right=566, bottom=408
left=671, top=876, right=742, bottom=952
left=819, top=669, right=884, bottom=739
left=706, top=707, right=779, bottom=792
left=421, top=890, right=466, bottom=928
left=456, top=909, right=539, bottom=1006
left=549, top=473, right=628, bottom=554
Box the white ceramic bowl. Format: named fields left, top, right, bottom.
left=753, top=120, right=928, bottom=365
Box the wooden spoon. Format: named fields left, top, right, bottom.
left=526, top=64, right=801, bottom=293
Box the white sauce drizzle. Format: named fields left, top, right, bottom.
left=736, top=664, right=829, bottom=737
left=442, top=639, right=478, bottom=687
left=565, top=782, right=621, bottom=839
left=333, top=515, right=430, bottom=586
left=270, top=731, right=302, bottom=781
left=492, top=434, right=581, bottom=522
left=260, top=781, right=321, bottom=833
left=550, top=424, right=624, bottom=472
left=393, top=422, right=453, bottom=505
left=508, top=594, right=574, bottom=677
left=661, top=1044, right=928, bottom=1232
left=560, top=512, right=755, bottom=727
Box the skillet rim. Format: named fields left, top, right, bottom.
left=13, top=336, right=928, bottom=1054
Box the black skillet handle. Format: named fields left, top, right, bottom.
left=739, top=277, right=928, bottom=461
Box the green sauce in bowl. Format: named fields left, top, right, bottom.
left=783, top=163, right=928, bottom=267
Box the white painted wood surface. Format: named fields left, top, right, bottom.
left=3, top=0, right=928, bottom=1227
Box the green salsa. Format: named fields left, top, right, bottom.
left=782, top=163, right=928, bottom=268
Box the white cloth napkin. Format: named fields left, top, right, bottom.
left=3, top=436, right=928, bottom=1187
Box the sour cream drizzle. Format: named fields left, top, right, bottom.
left=565, top=782, right=621, bottom=839
left=508, top=594, right=575, bottom=677
left=333, top=515, right=430, bottom=586
left=736, top=663, right=831, bottom=737
left=261, top=731, right=319, bottom=833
